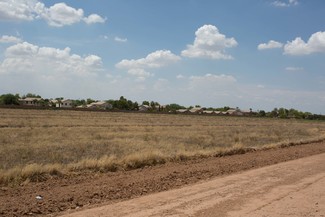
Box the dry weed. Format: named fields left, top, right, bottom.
left=1, top=108, right=325, bottom=185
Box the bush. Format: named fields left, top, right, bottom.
left=0, top=94, right=19, bottom=105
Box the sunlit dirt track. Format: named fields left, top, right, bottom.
left=61, top=153, right=325, bottom=217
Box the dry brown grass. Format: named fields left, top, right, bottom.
left=1, top=108, right=325, bottom=185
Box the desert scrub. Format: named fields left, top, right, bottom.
left=1, top=108, right=325, bottom=185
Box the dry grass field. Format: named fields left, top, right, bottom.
left=1, top=108, right=325, bottom=185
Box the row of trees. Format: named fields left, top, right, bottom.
left=263, top=108, right=325, bottom=120
left=0, top=93, right=324, bottom=120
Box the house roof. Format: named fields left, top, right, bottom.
left=90, top=101, right=108, bottom=106
left=62, top=99, right=73, bottom=103
left=19, top=97, right=42, bottom=102
left=203, top=110, right=214, bottom=114
left=176, top=109, right=188, bottom=113
left=189, top=107, right=203, bottom=113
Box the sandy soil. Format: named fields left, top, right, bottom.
left=62, top=153, right=325, bottom=217
left=1, top=142, right=325, bottom=217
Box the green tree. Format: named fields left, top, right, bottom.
left=165, top=103, right=185, bottom=112
left=268, top=108, right=278, bottom=118
left=258, top=110, right=266, bottom=117
left=74, top=99, right=86, bottom=107
left=278, top=108, right=288, bottom=119
left=86, top=98, right=95, bottom=104
left=215, top=106, right=230, bottom=112
left=23, top=93, right=41, bottom=98
left=0, top=93, right=20, bottom=105
left=133, top=101, right=139, bottom=110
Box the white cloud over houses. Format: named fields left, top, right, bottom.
left=0, top=0, right=106, bottom=27
left=189, top=74, right=237, bottom=85
left=180, top=74, right=325, bottom=113
left=116, top=50, right=181, bottom=79
left=0, top=41, right=103, bottom=77
left=181, top=24, right=238, bottom=60
left=258, top=40, right=283, bottom=50
left=284, top=31, right=325, bottom=55
left=0, top=35, right=22, bottom=44
left=272, top=0, right=299, bottom=7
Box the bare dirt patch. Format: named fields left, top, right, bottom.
left=62, top=152, right=325, bottom=217
left=1, top=142, right=325, bottom=217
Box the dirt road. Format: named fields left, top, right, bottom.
left=62, top=153, right=325, bottom=217
left=1, top=142, right=325, bottom=216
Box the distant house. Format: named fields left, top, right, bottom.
left=50, top=100, right=58, bottom=107
left=159, top=105, right=168, bottom=112
left=241, top=109, right=254, bottom=116
left=87, top=101, right=112, bottom=110
left=226, top=108, right=243, bottom=116
left=19, top=98, right=42, bottom=106
left=176, top=109, right=188, bottom=113
left=138, top=105, right=150, bottom=112
left=189, top=107, right=203, bottom=114
left=203, top=110, right=215, bottom=115
left=54, top=99, right=74, bottom=108
left=51, top=99, right=74, bottom=108
left=62, top=99, right=74, bottom=108
left=214, top=111, right=222, bottom=115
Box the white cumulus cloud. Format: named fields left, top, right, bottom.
left=181, top=24, right=238, bottom=60
left=176, top=74, right=185, bottom=79
left=116, top=50, right=181, bottom=78
left=39, top=2, right=84, bottom=27
left=114, top=37, right=128, bottom=43
left=0, top=35, right=22, bottom=44
left=285, top=66, right=304, bottom=71
left=84, top=14, right=106, bottom=25
left=272, top=0, right=299, bottom=7
left=284, top=31, right=325, bottom=55
left=189, top=74, right=237, bottom=90
left=128, top=68, right=152, bottom=78
left=0, top=0, right=105, bottom=27
left=190, top=73, right=237, bottom=83
left=0, top=0, right=38, bottom=21
left=0, top=41, right=103, bottom=77
left=258, top=40, right=283, bottom=50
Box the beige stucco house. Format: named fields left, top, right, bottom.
left=87, top=101, right=112, bottom=110
left=19, top=98, right=42, bottom=106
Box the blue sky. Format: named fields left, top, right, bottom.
left=0, top=0, right=325, bottom=113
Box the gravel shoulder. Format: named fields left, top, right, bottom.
left=1, top=142, right=325, bottom=216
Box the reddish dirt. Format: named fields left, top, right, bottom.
left=1, top=142, right=325, bottom=217
left=61, top=153, right=325, bottom=217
